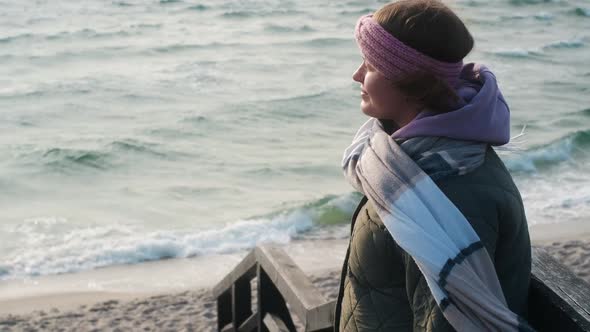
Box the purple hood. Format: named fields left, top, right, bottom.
left=392, top=63, right=510, bottom=145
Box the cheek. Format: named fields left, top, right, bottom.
left=366, top=76, right=402, bottom=109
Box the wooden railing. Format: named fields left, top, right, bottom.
left=211, top=245, right=334, bottom=332
left=528, top=248, right=590, bottom=331
left=213, top=245, right=590, bottom=332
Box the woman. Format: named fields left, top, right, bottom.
left=334, top=1, right=533, bottom=331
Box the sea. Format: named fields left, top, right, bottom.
left=0, top=0, right=589, bottom=282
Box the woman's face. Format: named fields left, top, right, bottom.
left=352, top=60, right=420, bottom=126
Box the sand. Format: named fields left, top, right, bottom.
left=1, top=223, right=589, bottom=331
left=0, top=270, right=342, bottom=332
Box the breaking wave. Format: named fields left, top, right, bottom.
left=0, top=192, right=360, bottom=280
left=504, top=130, right=590, bottom=173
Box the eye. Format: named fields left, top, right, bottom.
left=364, top=61, right=374, bottom=71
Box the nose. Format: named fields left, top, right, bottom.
left=352, top=62, right=365, bottom=83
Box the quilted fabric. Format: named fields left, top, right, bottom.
left=334, top=146, right=532, bottom=332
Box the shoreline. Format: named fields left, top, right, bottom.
left=1, top=220, right=589, bottom=330
left=0, top=239, right=348, bottom=316
left=528, top=219, right=590, bottom=244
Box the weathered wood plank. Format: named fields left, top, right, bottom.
left=529, top=247, right=590, bottom=331
left=221, top=324, right=236, bottom=332
left=238, top=312, right=258, bottom=332
left=263, top=313, right=290, bottom=332
left=306, top=300, right=336, bottom=332
left=213, top=250, right=257, bottom=298
left=257, top=264, right=297, bottom=332
left=255, top=245, right=332, bottom=331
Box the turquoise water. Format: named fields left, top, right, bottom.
left=0, top=0, right=588, bottom=280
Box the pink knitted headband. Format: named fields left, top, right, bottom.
left=355, top=14, right=464, bottom=88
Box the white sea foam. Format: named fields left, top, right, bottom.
left=519, top=173, right=590, bottom=225
left=0, top=193, right=359, bottom=280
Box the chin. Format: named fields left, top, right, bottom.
left=360, top=104, right=383, bottom=119
left=360, top=103, right=374, bottom=117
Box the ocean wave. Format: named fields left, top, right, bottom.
left=45, top=28, right=134, bottom=40
left=499, top=11, right=553, bottom=21
left=112, top=1, right=134, bottom=7
left=186, top=4, right=209, bottom=11
left=489, top=48, right=544, bottom=58
left=243, top=163, right=338, bottom=177
left=109, top=139, right=170, bottom=158
left=22, top=139, right=187, bottom=173
left=180, top=115, right=208, bottom=124
left=500, top=12, right=555, bottom=21
left=0, top=192, right=361, bottom=280
left=221, top=8, right=304, bottom=19
left=144, top=126, right=205, bottom=139
left=263, top=24, right=315, bottom=33
left=500, top=12, right=555, bottom=22
left=40, top=148, right=114, bottom=171
left=339, top=8, right=374, bottom=15
left=300, top=37, right=352, bottom=48
left=128, top=23, right=162, bottom=29
left=0, top=29, right=136, bottom=44
left=500, top=13, right=528, bottom=20
left=504, top=130, right=590, bottom=173
left=509, top=0, right=556, bottom=5
left=573, top=7, right=590, bottom=17
left=0, top=33, right=34, bottom=44
left=542, top=38, right=585, bottom=50
left=265, top=91, right=328, bottom=103
left=0, top=78, right=112, bottom=99
left=24, top=45, right=131, bottom=62
left=149, top=42, right=242, bottom=53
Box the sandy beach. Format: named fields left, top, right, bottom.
left=1, top=221, right=589, bottom=332
left=2, top=0, right=589, bottom=330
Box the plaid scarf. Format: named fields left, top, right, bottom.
left=342, top=118, right=534, bottom=331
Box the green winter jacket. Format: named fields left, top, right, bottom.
left=333, top=146, right=532, bottom=332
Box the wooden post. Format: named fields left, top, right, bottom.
left=218, top=288, right=233, bottom=331
left=233, top=275, right=253, bottom=330
left=257, top=264, right=297, bottom=332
